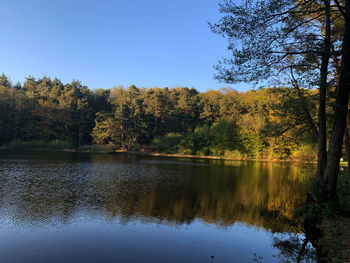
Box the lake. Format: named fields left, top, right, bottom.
left=0, top=151, right=316, bottom=262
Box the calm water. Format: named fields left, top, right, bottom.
left=0, top=151, right=316, bottom=263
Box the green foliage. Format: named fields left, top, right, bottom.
left=0, top=75, right=104, bottom=147
left=211, top=118, right=239, bottom=151
left=48, top=140, right=73, bottom=149
left=209, top=0, right=334, bottom=90
left=153, top=119, right=242, bottom=157
left=291, top=144, right=317, bottom=163
left=91, top=111, right=117, bottom=145
left=152, top=133, right=185, bottom=154
left=222, top=149, right=245, bottom=159
left=0, top=74, right=321, bottom=160
left=8, top=140, right=46, bottom=149
left=8, top=139, right=72, bottom=150
left=239, top=129, right=264, bottom=159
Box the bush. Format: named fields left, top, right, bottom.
left=197, top=146, right=212, bottom=156
left=291, top=144, right=317, bottom=162
left=152, top=120, right=241, bottom=157
left=8, top=139, right=46, bottom=149
left=223, top=149, right=246, bottom=159
left=48, top=140, right=73, bottom=149
left=8, top=139, right=72, bottom=150
left=152, top=133, right=185, bottom=154
left=239, top=130, right=264, bottom=159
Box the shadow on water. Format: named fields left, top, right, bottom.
left=0, top=150, right=318, bottom=262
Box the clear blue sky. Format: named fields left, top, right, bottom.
left=0, top=0, right=248, bottom=92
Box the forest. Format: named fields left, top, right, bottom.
left=0, top=73, right=324, bottom=161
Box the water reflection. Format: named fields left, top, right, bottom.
left=0, top=151, right=312, bottom=231
left=273, top=233, right=316, bottom=262
left=0, top=151, right=315, bottom=262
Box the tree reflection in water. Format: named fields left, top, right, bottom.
left=0, top=153, right=313, bottom=231
left=0, top=151, right=317, bottom=262
left=272, top=233, right=316, bottom=263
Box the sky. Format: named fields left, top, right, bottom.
left=0, top=0, right=249, bottom=92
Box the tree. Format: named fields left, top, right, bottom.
left=323, top=0, right=350, bottom=200
left=143, top=87, right=170, bottom=135
left=111, top=86, right=145, bottom=150
left=176, top=88, right=201, bottom=132
left=210, top=0, right=334, bottom=176
left=210, top=0, right=349, bottom=200
left=91, top=111, right=117, bottom=145
left=199, top=90, right=223, bottom=125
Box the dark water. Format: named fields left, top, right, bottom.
left=0, top=151, right=316, bottom=262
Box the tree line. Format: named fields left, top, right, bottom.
left=0, top=73, right=323, bottom=160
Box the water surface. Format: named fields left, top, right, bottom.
left=0, top=151, right=316, bottom=262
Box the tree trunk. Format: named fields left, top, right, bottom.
left=344, top=124, right=350, bottom=169
left=154, top=116, right=157, bottom=135
left=316, top=0, right=331, bottom=180
left=323, top=1, right=350, bottom=200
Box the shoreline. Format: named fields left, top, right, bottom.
left=5, top=147, right=350, bottom=166
left=2, top=147, right=319, bottom=164
left=133, top=152, right=315, bottom=163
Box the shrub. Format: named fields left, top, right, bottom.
left=291, top=144, right=317, bottom=162
left=8, top=139, right=46, bottom=149
left=152, top=133, right=185, bottom=154
left=239, top=130, right=264, bottom=159
left=223, top=149, right=245, bottom=159
left=8, top=139, right=72, bottom=150
left=48, top=140, right=73, bottom=149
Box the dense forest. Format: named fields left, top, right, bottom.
left=0, top=73, right=326, bottom=160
